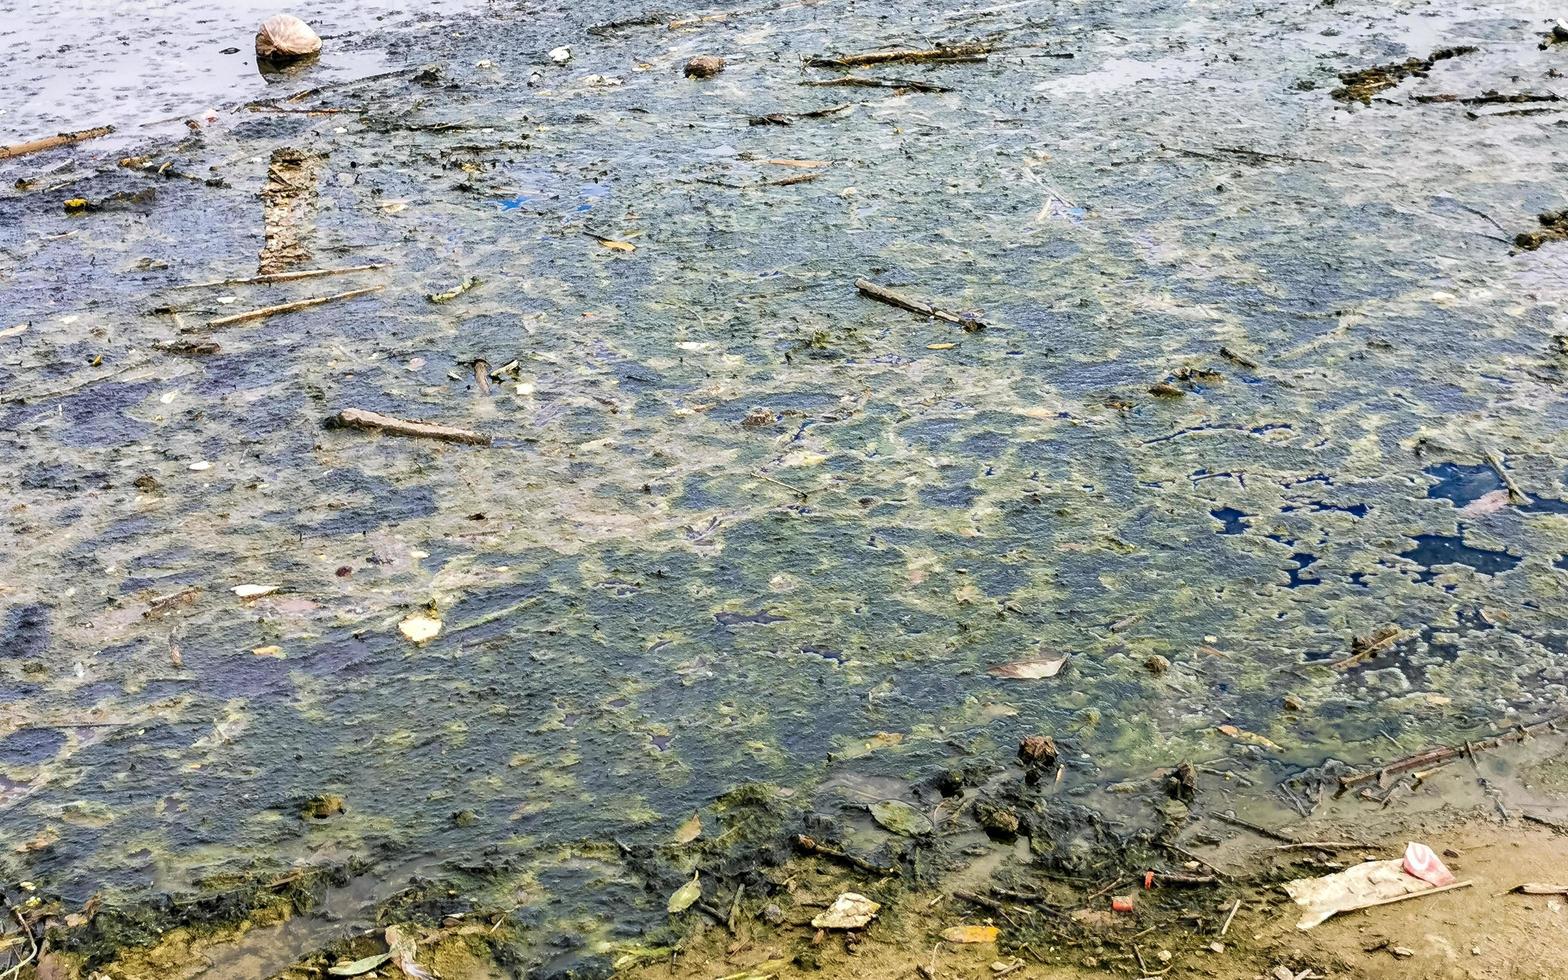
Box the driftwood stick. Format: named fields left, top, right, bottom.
left=1339, top=714, right=1565, bottom=790
left=0, top=125, right=115, bottom=160
left=855, top=278, right=986, bottom=329
left=328, top=408, right=491, bottom=446
left=1484, top=449, right=1531, bottom=505
left=168, top=264, right=385, bottom=290
left=1210, top=810, right=1297, bottom=844
left=802, top=76, right=954, bottom=93
left=188, top=286, right=383, bottom=332
left=793, top=834, right=899, bottom=876
left=807, top=44, right=992, bottom=68
left=1218, top=898, right=1241, bottom=937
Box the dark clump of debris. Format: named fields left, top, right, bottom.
left=1515, top=208, right=1568, bottom=251
left=1331, top=46, right=1476, bottom=104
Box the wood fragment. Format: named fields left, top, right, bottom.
left=792, top=834, right=899, bottom=876
left=1507, top=882, right=1568, bottom=895
left=328, top=408, right=491, bottom=446
left=1270, top=841, right=1368, bottom=851
left=1218, top=898, right=1241, bottom=937
left=187, top=286, right=383, bottom=332
left=1329, top=626, right=1404, bottom=671
left=0, top=125, right=115, bottom=161
left=1219, top=346, right=1261, bottom=369
left=1210, top=810, right=1297, bottom=844
left=427, top=276, right=480, bottom=304
left=1484, top=450, right=1531, bottom=505
left=1522, top=812, right=1568, bottom=834
left=802, top=76, right=954, bottom=93
left=167, top=264, right=385, bottom=290
left=152, top=340, right=221, bottom=356
left=1338, top=714, right=1565, bottom=790
left=473, top=359, right=492, bottom=396
left=855, top=278, right=986, bottom=330
left=806, top=44, right=992, bottom=68
left=748, top=103, right=853, bottom=126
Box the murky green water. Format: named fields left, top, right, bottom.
left=2, top=0, right=1567, bottom=972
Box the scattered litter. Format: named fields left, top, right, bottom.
left=940, top=925, right=999, bottom=943
left=398, top=613, right=442, bottom=644
left=1402, top=842, right=1456, bottom=887
left=987, top=656, right=1066, bottom=679
left=811, top=892, right=879, bottom=929
left=231, top=584, right=281, bottom=599
left=1284, top=857, right=1471, bottom=929
left=256, top=14, right=322, bottom=64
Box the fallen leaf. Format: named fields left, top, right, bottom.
left=595, top=237, right=636, bottom=252
left=673, top=811, right=702, bottom=844
left=988, top=656, right=1067, bottom=679
left=386, top=924, right=434, bottom=979
left=329, top=952, right=394, bottom=977
left=232, top=584, right=281, bottom=599
left=399, top=613, right=442, bottom=644
left=811, top=892, right=879, bottom=929
left=668, top=872, right=701, bottom=913
left=868, top=799, right=933, bottom=836
left=1216, top=724, right=1282, bottom=752
left=941, top=924, right=999, bottom=943
left=927, top=342, right=957, bottom=350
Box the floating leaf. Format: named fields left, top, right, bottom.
left=673, top=811, right=702, bottom=844
left=232, top=583, right=281, bottom=599
left=940, top=924, right=1000, bottom=943
left=811, top=892, right=879, bottom=929
left=329, top=953, right=393, bottom=977
left=1216, top=724, right=1282, bottom=752
left=868, top=799, right=933, bottom=836
left=668, top=871, right=701, bottom=913
left=988, top=656, right=1067, bottom=679
left=399, top=613, right=442, bottom=644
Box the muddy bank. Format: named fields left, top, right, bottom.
left=2, top=0, right=1568, bottom=975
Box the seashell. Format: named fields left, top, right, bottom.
left=255, top=14, right=322, bottom=62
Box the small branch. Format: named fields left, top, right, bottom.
left=802, top=76, right=953, bottom=93
left=748, top=103, right=852, bottom=126
left=1210, top=810, right=1297, bottom=844
left=793, top=834, right=899, bottom=877
left=855, top=278, right=986, bottom=330
left=187, top=286, right=384, bottom=332
left=0, top=125, right=115, bottom=160
left=806, top=44, right=992, bottom=68
left=168, top=263, right=385, bottom=290
left=1217, top=899, right=1240, bottom=937
left=1, top=899, right=39, bottom=980
left=328, top=408, right=491, bottom=446
left=1484, top=449, right=1531, bottom=505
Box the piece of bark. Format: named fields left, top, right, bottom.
left=0, top=126, right=115, bottom=161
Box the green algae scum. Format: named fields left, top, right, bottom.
left=2, top=0, right=1567, bottom=976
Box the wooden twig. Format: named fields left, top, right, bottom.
left=1328, top=625, right=1403, bottom=671
left=855, top=278, right=986, bottom=330
left=748, top=103, right=852, bottom=126
left=188, top=286, right=383, bottom=332
left=802, top=76, right=954, bottom=93
left=1210, top=810, right=1296, bottom=844
left=152, top=340, right=221, bottom=356
left=793, top=834, right=899, bottom=876
left=328, top=408, right=491, bottom=446
left=1218, top=898, right=1241, bottom=937
left=1, top=900, right=39, bottom=980
left=168, top=263, right=385, bottom=290
left=1484, top=450, right=1531, bottom=505
left=806, top=44, right=992, bottom=68
left=1270, top=841, right=1368, bottom=851
left=0, top=125, right=115, bottom=160
left=1339, top=714, right=1565, bottom=790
